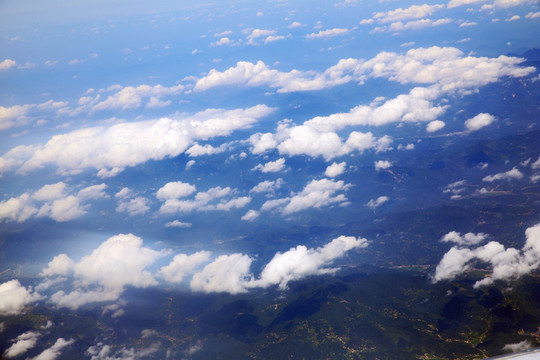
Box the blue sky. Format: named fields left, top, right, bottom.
left=1, top=0, right=540, bottom=358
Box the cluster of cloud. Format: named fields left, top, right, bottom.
left=0, top=100, right=67, bottom=131
left=157, top=182, right=250, bottom=214
left=3, top=328, right=73, bottom=360
left=210, top=28, right=290, bottom=47
left=0, top=105, right=274, bottom=177
left=433, top=223, right=540, bottom=287
left=365, top=196, right=389, bottom=209
left=483, top=167, right=523, bottom=182
left=114, top=187, right=150, bottom=216
left=0, top=182, right=107, bottom=223
left=0, top=233, right=369, bottom=311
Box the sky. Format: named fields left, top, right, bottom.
left=1, top=0, right=540, bottom=358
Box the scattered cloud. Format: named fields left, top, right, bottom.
left=241, top=209, right=259, bottom=221
left=0, top=280, right=39, bottom=315
left=433, top=223, right=540, bottom=287
left=159, top=186, right=250, bottom=214
left=373, top=4, right=445, bottom=23
left=502, top=340, right=533, bottom=353
left=441, top=231, right=488, bottom=246
left=374, top=160, right=392, bottom=171
left=165, top=220, right=192, bottom=228
left=0, top=59, right=17, bottom=71
left=325, top=161, right=346, bottom=177
left=4, top=331, right=41, bottom=358
left=427, top=120, right=446, bottom=132
left=159, top=251, right=212, bottom=283
left=250, top=179, right=283, bottom=193
left=305, top=28, right=352, bottom=39
left=465, top=113, right=496, bottom=131
left=482, top=167, right=523, bottom=182
left=252, top=158, right=286, bottom=173
left=365, top=196, right=389, bottom=209
left=29, top=337, right=74, bottom=360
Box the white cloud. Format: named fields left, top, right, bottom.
left=159, top=186, right=250, bottom=214
left=159, top=251, right=212, bottom=283
left=39, top=254, right=74, bottom=277
left=374, top=160, right=392, bottom=171
left=0, top=280, right=38, bottom=315
left=447, top=0, right=486, bottom=8
left=246, top=29, right=276, bottom=45
left=211, top=37, right=233, bottom=46
left=373, top=4, right=444, bottom=23
left=190, top=254, right=254, bottom=294
left=483, top=168, right=523, bottom=182
left=433, top=223, right=540, bottom=287
left=305, top=28, right=351, bottom=39
left=250, top=179, right=283, bottom=193
left=502, top=340, right=533, bottom=353
left=90, top=84, right=184, bottom=112
left=525, top=11, right=540, bottom=18
left=325, top=162, right=346, bottom=177
left=186, top=143, right=229, bottom=156
left=531, top=156, right=540, bottom=170
left=165, top=220, right=192, bottom=228
left=1, top=105, right=274, bottom=177
left=459, top=21, right=478, bottom=27
left=0, top=104, right=34, bottom=131
left=116, top=197, right=150, bottom=216
left=30, top=338, right=74, bottom=360
left=380, top=18, right=452, bottom=33
left=4, top=331, right=41, bottom=358
left=49, top=234, right=167, bottom=309
left=288, top=21, right=303, bottom=28
left=0, top=183, right=106, bottom=223
left=427, top=120, right=446, bottom=132
left=156, top=181, right=196, bottom=200
left=465, top=113, right=496, bottom=131
left=241, top=209, right=259, bottom=221
left=251, top=236, right=369, bottom=289
left=0, top=59, right=17, bottom=71
left=252, top=158, right=286, bottom=173
left=275, top=178, right=351, bottom=215
left=441, top=231, right=488, bottom=246
left=365, top=196, right=389, bottom=209
left=505, top=15, right=521, bottom=21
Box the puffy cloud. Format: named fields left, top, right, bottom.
left=325, top=162, right=346, bottom=177
left=373, top=18, right=452, bottom=33
left=90, top=84, right=184, bottom=112
left=252, top=158, right=286, bottom=173
left=531, top=156, right=540, bottom=170
left=374, top=160, right=392, bottom=171
left=251, top=236, right=368, bottom=289
left=525, top=11, right=540, bottom=18
left=116, top=197, right=150, bottom=216
left=1, top=105, right=274, bottom=177
left=305, top=28, right=352, bottom=39
left=365, top=196, right=389, bottom=209
left=465, top=113, right=496, bottom=131
left=156, top=181, right=196, bottom=200
left=426, top=120, right=445, bottom=132
left=250, top=179, right=283, bottom=193
left=433, top=223, right=540, bottom=287
left=0, top=59, right=17, bottom=71
left=211, top=37, right=233, bottom=46
left=249, top=132, right=279, bottom=154
left=4, top=331, right=41, bottom=358
left=441, top=231, right=488, bottom=246
left=241, top=209, right=259, bottom=221
left=447, top=0, right=486, bottom=8
left=186, top=143, right=229, bottom=156
left=86, top=342, right=159, bottom=360
left=159, top=251, right=212, bottom=283
left=246, top=29, right=276, bottom=45
left=190, top=254, right=254, bottom=294
left=0, top=280, right=38, bottom=315
left=164, top=220, right=192, bottom=228
left=49, top=234, right=167, bottom=309
left=483, top=168, right=523, bottom=182
left=373, top=4, right=444, bottom=23
left=502, top=340, right=533, bottom=353
left=39, top=254, right=75, bottom=277
left=482, top=0, right=531, bottom=9
left=159, top=185, right=250, bottom=214
left=30, top=337, right=74, bottom=360
left=273, top=178, right=351, bottom=215
left=0, top=183, right=106, bottom=223
left=0, top=104, right=33, bottom=130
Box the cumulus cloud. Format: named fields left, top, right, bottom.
left=433, top=223, right=540, bottom=287
left=0, top=105, right=275, bottom=177
left=159, top=251, right=212, bottom=283
left=365, top=196, right=389, bottom=209
left=441, top=231, right=488, bottom=246
left=252, top=158, right=286, bottom=173
left=158, top=185, right=250, bottom=214
left=39, top=254, right=75, bottom=278
left=116, top=197, right=150, bottom=216
left=250, top=179, right=283, bottom=193
left=325, top=162, right=346, bottom=177
left=156, top=181, right=197, bottom=200
left=30, top=337, right=74, bottom=360
left=262, top=178, right=350, bottom=215
left=0, top=182, right=107, bottom=223
left=241, top=209, right=259, bottom=221
left=465, top=113, right=496, bottom=131
left=190, top=254, right=254, bottom=294
left=305, top=28, right=352, bottom=39
left=447, top=0, right=486, bottom=8
left=0, top=59, right=17, bottom=71
left=48, top=234, right=167, bottom=309
left=372, top=4, right=444, bottom=23
left=426, top=120, right=445, bottom=132
left=4, top=331, right=41, bottom=358
left=502, top=340, right=533, bottom=353
left=374, top=160, right=392, bottom=171
left=164, top=220, right=192, bottom=228
left=252, top=236, right=368, bottom=289
left=0, top=104, right=33, bottom=130
left=0, top=280, right=39, bottom=315
left=483, top=168, right=523, bottom=182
